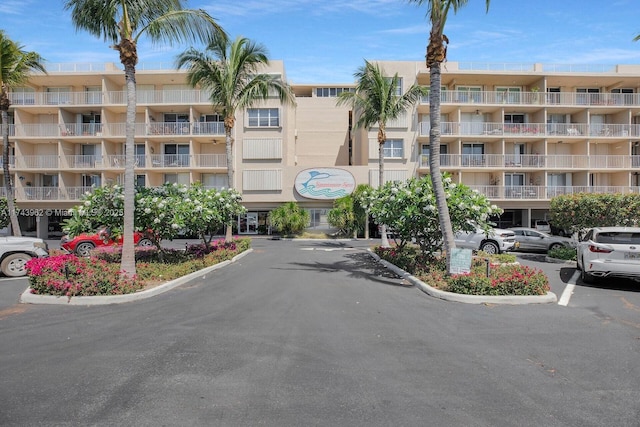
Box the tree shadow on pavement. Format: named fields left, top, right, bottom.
left=275, top=250, right=411, bottom=288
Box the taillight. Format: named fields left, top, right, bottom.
left=589, top=245, right=612, bottom=253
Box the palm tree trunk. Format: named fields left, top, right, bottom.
left=429, top=61, right=455, bottom=272
left=120, top=63, right=137, bottom=276
left=378, top=127, right=389, bottom=247
left=225, top=125, right=234, bottom=242
left=1, top=108, right=21, bottom=236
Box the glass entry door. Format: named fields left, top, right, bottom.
left=239, top=212, right=258, bottom=234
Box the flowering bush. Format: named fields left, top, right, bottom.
left=360, top=174, right=503, bottom=256
left=26, top=238, right=252, bottom=298
left=376, top=245, right=549, bottom=296
left=26, top=255, right=142, bottom=297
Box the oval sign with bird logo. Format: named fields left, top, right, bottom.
left=294, top=168, right=356, bottom=200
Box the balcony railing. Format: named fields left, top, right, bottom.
left=418, top=122, right=637, bottom=138
left=11, top=121, right=225, bottom=138
left=9, top=89, right=211, bottom=106
left=420, top=90, right=640, bottom=107
left=469, top=185, right=640, bottom=200
left=419, top=154, right=640, bottom=169
left=14, top=155, right=59, bottom=169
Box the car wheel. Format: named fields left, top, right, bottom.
left=549, top=243, right=563, bottom=251
left=480, top=241, right=499, bottom=255
left=75, top=242, right=95, bottom=257
left=137, top=238, right=153, bottom=248
left=580, top=257, right=595, bottom=284
left=1, top=253, right=33, bottom=277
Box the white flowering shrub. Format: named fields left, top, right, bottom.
left=359, top=174, right=503, bottom=257
left=62, top=183, right=246, bottom=249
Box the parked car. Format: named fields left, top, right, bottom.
left=550, top=223, right=571, bottom=237
left=454, top=226, right=518, bottom=254
left=533, top=220, right=551, bottom=233
left=61, top=227, right=153, bottom=257
left=576, top=227, right=640, bottom=284
left=509, top=227, right=575, bottom=253
left=0, top=236, right=49, bottom=277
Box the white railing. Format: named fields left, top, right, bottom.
left=418, top=122, right=639, bottom=138
left=14, top=155, right=59, bottom=169
left=193, top=154, right=227, bottom=168
left=420, top=89, right=640, bottom=107
left=419, top=154, right=640, bottom=169
left=10, top=88, right=211, bottom=106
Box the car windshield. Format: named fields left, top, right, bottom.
left=596, top=232, right=640, bottom=244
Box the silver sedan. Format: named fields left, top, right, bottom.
left=509, top=227, right=575, bottom=253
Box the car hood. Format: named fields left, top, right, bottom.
left=0, top=236, right=45, bottom=244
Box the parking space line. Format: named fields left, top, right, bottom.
left=558, top=271, right=579, bottom=306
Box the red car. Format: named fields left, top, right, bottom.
left=61, top=227, right=153, bottom=257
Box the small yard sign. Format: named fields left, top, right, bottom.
left=450, top=248, right=473, bottom=274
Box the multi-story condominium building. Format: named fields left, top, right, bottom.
left=3, top=60, right=640, bottom=238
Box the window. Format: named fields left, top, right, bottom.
left=421, top=144, right=449, bottom=166
left=11, top=86, right=35, bottom=105
left=462, top=143, right=484, bottom=165
left=611, top=88, right=634, bottom=105
left=85, top=86, right=102, bottom=104
left=308, top=209, right=330, bottom=229
left=496, top=87, right=521, bottom=104
left=504, top=114, right=524, bottom=124
left=547, top=87, right=561, bottom=104
left=316, top=87, right=354, bottom=97
left=383, top=139, right=404, bottom=158
left=456, top=86, right=482, bottom=103
left=135, top=175, right=146, bottom=188
left=577, top=88, right=601, bottom=105
left=201, top=173, right=228, bottom=189
left=387, top=77, right=402, bottom=96
left=164, top=173, right=190, bottom=185
left=45, top=87, right=71, bottom=104
left=248, top=108, right=279, bottom=127
left=164, top=143, right=189, bottom=166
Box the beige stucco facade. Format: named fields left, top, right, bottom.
left=4, top=60, right=640, bottom=237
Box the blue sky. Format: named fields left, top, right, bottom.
left=2, top=0, right=640, bottom=83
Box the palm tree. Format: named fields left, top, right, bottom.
left=0, top=31, right=46, bottom=236
left=64, top=0, right=225, bottom=275
left=337, top=61, right=426, bottom=247
left=408, top=0, right=490, bottom=271
left=176, top=33, right=296, bottom=242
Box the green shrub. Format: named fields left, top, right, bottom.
left=268, top=202, right=310, bottom=235
left=548, top=246, right=577, bottom=261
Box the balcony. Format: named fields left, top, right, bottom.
left=9, top=89, right=210, bottom=106
left=469, top=185, right=640, bottom=201
left=420, top=90, right=640, bottom=107
left=14, top=155, right=59, bottom=169
left=419, top=154, right=640, bottom=169
left=10, top=122, right=224, bottom=138
left=418, top=122, right=637, bottom=138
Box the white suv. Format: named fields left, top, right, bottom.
left=0, top=236, right=49, bottom=277
left=577, top=227, right=640, bottom=284
left=454, top=227, right=518, bottom=255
